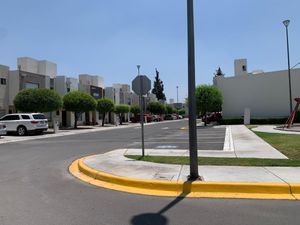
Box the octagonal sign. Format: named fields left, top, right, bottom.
left=132, top=75, right=151, bottom=95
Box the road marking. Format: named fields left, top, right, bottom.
left=162, top=127, right=169, bottom=130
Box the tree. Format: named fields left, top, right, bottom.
left=130, top=105, right=140, bottom=116
left=214, top=67, right=225, bottom=77
left=114, top=104, right=130, bottom=125
left=151, top=68, right=166, bottom=101
left=96, top=98, right=114, bottom=127
left=14, top=88, right=62, bottom=113
left=195, top=85, right=223, bottom=125
left=178, top=108, right=185, bottom=115
left=147, top=102, right=165, bottom=115
left=165, top=105, right=175, bottom=114
left=63, top=91, right=97, bottom=128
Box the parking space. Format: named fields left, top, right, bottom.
left=127, top=126, right=226, bottom=150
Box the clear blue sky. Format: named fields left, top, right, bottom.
left=0, top=0, right=299, bottom=102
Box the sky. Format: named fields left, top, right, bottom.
left=0, top=0, right=299, bottom=102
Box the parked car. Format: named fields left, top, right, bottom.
left=164, top=114, right=176, bottom=120
left=152, top=115, right=162, bottom=122
left=177, top=115, right=183, bottom=119
left=0, top=113, right=48, bottom=136
left=0, top=122, right=7, bottom=137
left=203, top=112, right=222, bottom=123
left=130, top=114, right=153, bottom=123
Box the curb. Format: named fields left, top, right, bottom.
left=69, top=156, right=300, bottom=200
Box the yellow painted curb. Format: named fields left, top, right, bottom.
left=69, top=156, right=298, bottom=200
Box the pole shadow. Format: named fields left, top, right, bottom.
left=130, top=181, right=193, bottom=225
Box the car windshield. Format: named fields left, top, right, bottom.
left=33, top=114, right=46, bottom=120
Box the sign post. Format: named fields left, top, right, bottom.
left=132, top=72, right=151, bottom=157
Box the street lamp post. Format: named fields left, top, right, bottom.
left=187, top=0, right=199, bottom=180
left=176, top=86, right=179, bottom=104
left=283, top=19, right=293, bottom=114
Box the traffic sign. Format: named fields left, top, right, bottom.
left=132, top=75, right=151, bottom=96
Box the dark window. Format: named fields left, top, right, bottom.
left=67, top=88, right=70, bottom=92
left=33, top=114, right=46, bottom=120
left=0, top=78, right=6, bottom=85
left=0, top=115, right=20, bottom=121
left=21, top=115, right=30, bottom=119
left=56, top=111, right=60, bottom=116
left=242, top=65, right=247, bottom=71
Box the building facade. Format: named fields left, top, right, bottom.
left=214, top=59, right=300, bottom=118
left=0, top=65, right=9, bottom=117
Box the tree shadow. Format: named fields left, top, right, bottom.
left=130, top=181, right=193, bottom=225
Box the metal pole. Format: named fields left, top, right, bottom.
left=187, top=0, right=199, bottom=180
left=176, top=86, right=179, bottom=104
left=137, top=65, right=145, bottom=157
left=285, top=26, right=293, bottom=114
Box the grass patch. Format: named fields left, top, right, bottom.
left=126, top=155, right=300, bottom=167
left=126, top=128, right=300, bottom=167
left=253, top=131, right=300, bottom=159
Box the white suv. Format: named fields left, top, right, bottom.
left=0, top=123, right=7, bottom=137
left=0, top=113, right=48, bottom=136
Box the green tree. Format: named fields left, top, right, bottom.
left=96, top=98, right=114, bottom=127
left=147, top=102, right=166, bottom=115
left=165, top=105, right=175, bottom=114
left=151, top=68, right=166, bottom=101
left=63, top=91, right=97, bottom=128
left=178, top=108, right=185, bottom=115
left=114, top=104, right=130, bottom=125
left=14, top=88, right=62, bottom=113
left=195, top=85, right=223, bottom=125
left=130, top=105, right=140, bottom=116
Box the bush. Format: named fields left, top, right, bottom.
left=97, top=98, right=114, bottom=126
left=219, top=117, right=290, bottom=125
left=147, top=102, right=165, bottom=115
left=114, top=104, right=130, bottom=125
left=14, top=88, right=62, bottom=113
left=63, top=91, right=97, bottom=128
left=130, top=105, right=140, bottom=115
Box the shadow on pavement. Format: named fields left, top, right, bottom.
left=130, top=181, right=193, bottom=225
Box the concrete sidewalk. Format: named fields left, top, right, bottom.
left=69, top=149, right=300, bottom=200
left=85, top=149, right=298, bottom=183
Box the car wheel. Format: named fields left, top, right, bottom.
left=17, top=126, right=27, bottom=136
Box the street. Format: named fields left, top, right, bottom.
left=0, top=120, right=299, bottom=225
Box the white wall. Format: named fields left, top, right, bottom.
left=214, top=68, right=300, bottom=118
left=17, top=57, right=57, bottom=78
left=79, top=74, right=104, bottom=88
left=0, top=65, right=9, bottom=115
left=55, top=76, right=67, bottom=96
left=17, top=57, right=39, bottom=74
left=38, top=60, right=57, bottom=78
left=8, top=70, right=20, bottom=107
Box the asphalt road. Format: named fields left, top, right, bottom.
left=0, top=120, right=300, bottom=225
left=128, top=123, right=225, bottom=150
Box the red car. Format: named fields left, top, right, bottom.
left=152, top=115, right=162, bottom=122
left=130, top=114, right=153, bottom=123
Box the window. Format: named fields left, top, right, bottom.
left=0, top=78, right=6, bottom=85
left=0, top=115, right=20, bottom=121
left=33, top=114, right=46, bottom=120
left=25, top=82, right=39, bottom=89
left=21, top=115, right=30, bottom=119
left=242, top=65, right=247, bottom=72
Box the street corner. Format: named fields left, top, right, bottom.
left=68, top=152, right=299, bottom=200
